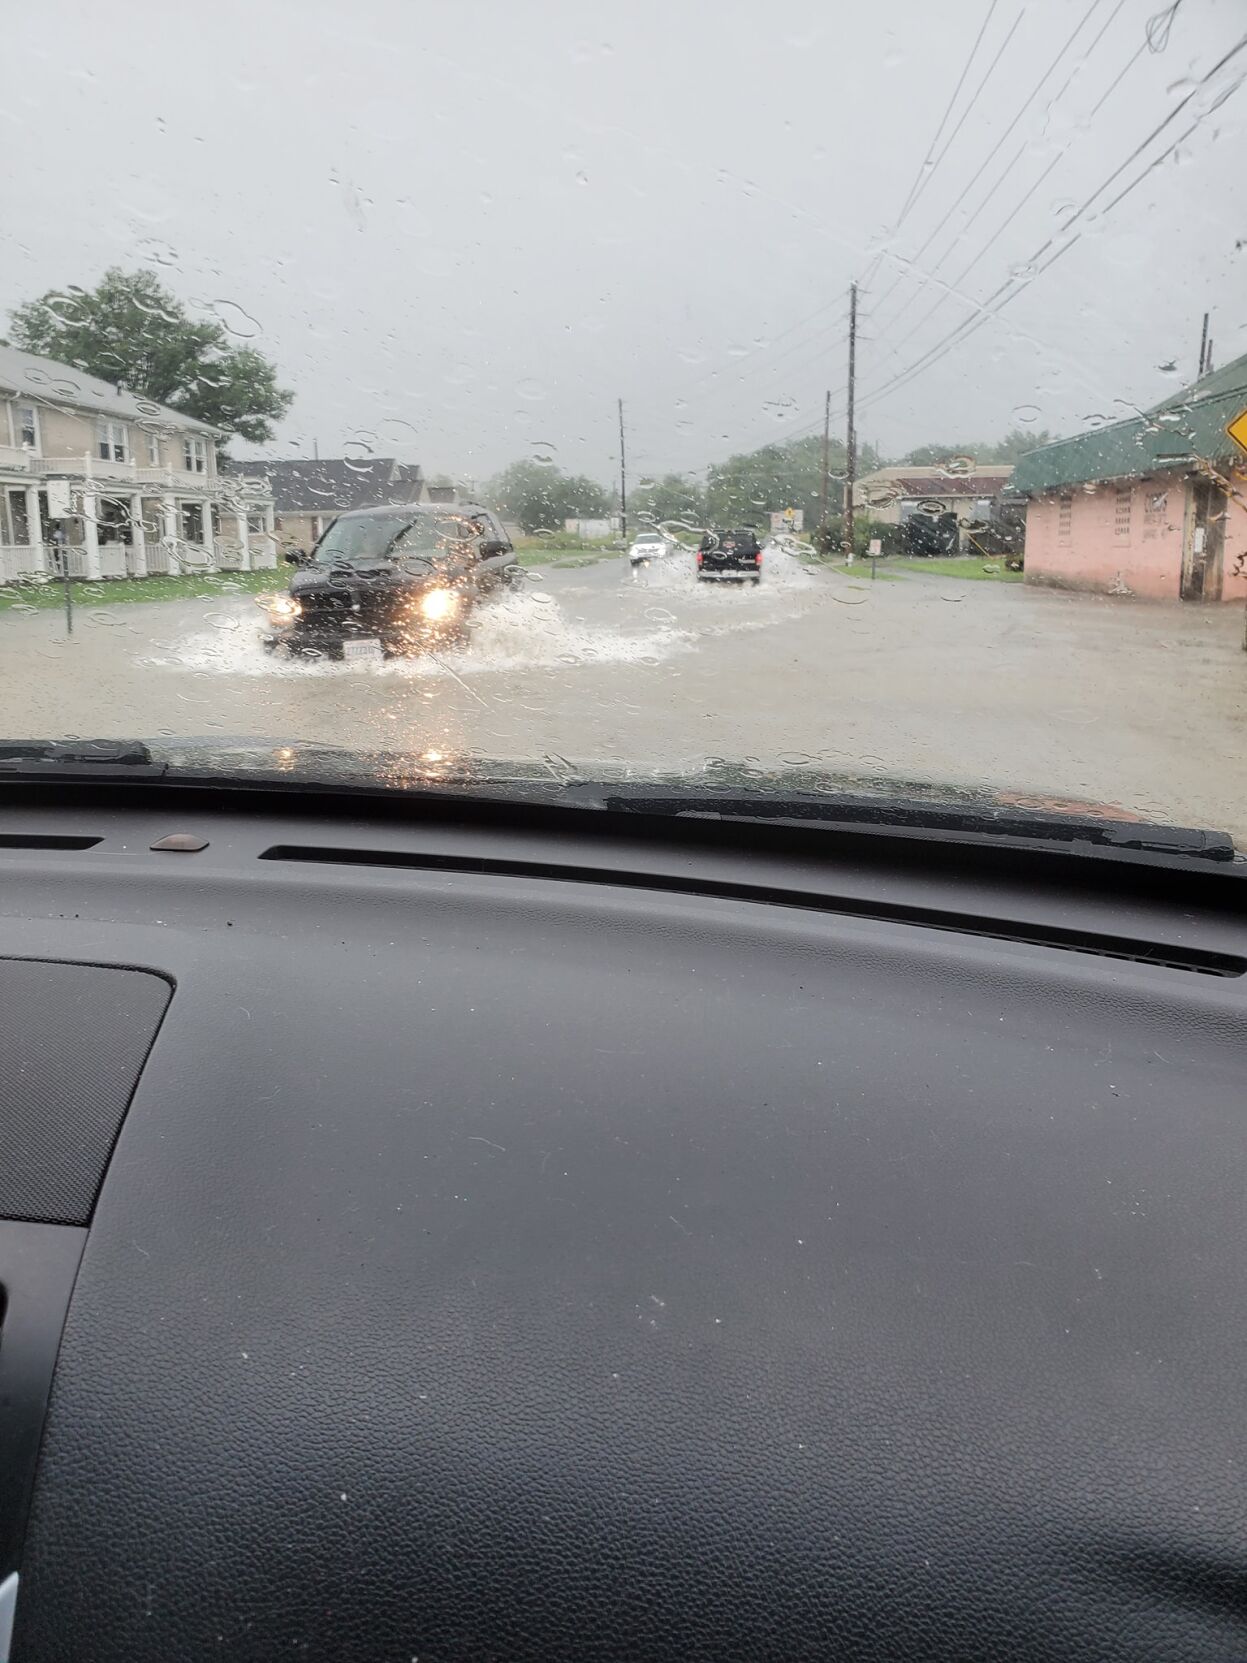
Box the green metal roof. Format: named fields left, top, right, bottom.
left=1009, top=352, right=1247, bottom=496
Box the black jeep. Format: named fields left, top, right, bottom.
left=261, top=503, right=517, bottom=661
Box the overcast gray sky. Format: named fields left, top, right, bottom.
left=4, top=0, right=1244, bottom=484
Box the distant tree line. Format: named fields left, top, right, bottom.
left=485, top=425, right=1058, bottom=539
left=898, top=429, right=1060, bottom=466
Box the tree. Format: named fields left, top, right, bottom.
left=982, top=427, right=1059, bottom=462
left=704, top=433, right=882, bottom=533
left=900, top=429, right=1059, bottom=467
left=486, top=459, right=610, bottom=533
left=900, top=441, right=988, bottom=467
left=9, top=268, right=293, bottom=444
left=631, top=472, right=707, bottom=527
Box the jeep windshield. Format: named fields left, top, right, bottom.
left=312, top=513, right=469, bottom=568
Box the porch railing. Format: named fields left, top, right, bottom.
left=0, top=537, right=279, bottom=585
left=0, top=545, right=49, bottom=583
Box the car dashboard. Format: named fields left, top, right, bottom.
left=0, top=781, right=1245, bottom=1661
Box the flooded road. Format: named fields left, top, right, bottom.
left=5, top=548, right=1247, bottom=841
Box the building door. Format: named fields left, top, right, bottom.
left=1181, top=478, right=1226, bottom=601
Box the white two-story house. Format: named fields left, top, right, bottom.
left=0, top=342, right=277, bottom=584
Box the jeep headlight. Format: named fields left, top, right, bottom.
left=417, top=587, right=459, bottom=622
left=266, top=594, right=302, bottom=622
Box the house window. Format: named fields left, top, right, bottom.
left=8, top=489, right=30, bottom=544
left=146, top=431, right=163, bottom=466
left=14, top=403, right=39, bottom=450
left=1058, top=494, right=1073, bottom=545
left=95, top=419, right=128, bottom=463
left=180, top=502, right=204, bottom=543
left=183, top=436, right=208, bottom=474
left=97, top=498, right=133, bottom=545
left=1114, top=486, right=1132, bottom=540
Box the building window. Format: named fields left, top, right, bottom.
left=8, top=489, right=30, bottom=544
left=14, top=403, right=39, bottom=450
left=183, top=436, right=208, bottom=474
left=180, top=502, right=204, bottom=543
left=1114, top=486, right=1132, bottom=540
left=97, top=498, right=133, bottom=545
left=1058, top=494, right=1073, bottom=545
left=95, top=419, right=128, bottom=463
left=146, top=431, right=163, bottom=466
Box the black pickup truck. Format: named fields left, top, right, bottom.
left=261, top=502, right=518, bottom=661
left=696, top=527, right=763, bottom=583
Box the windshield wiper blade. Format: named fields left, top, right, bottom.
left=0, top=740, right=165, bottom=778
left=562, top=786, right=1236, bottom=863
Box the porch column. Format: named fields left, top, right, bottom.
left=81, top=488, right=102, bottom=580
left=161, top=495, right=177, bottom=568
left=200, top=497, right=215, bottom=569
left=23, top=484, right=44, bottom=576
left=234, top=508, right=252, bottom=571
left=263, top=501, right=277, bottom=565
left=130, top=493, right=147, bottom=578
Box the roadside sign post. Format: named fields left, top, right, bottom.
left=43, top=479, right=77, bottom=639
left=51, top=525, right=72, bottom=635
left=868, top=536, right=881, bottom=581
left=1227, top=410, right=1247, bottom=652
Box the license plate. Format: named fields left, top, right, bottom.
left=342, top=637, right=383, bottom=663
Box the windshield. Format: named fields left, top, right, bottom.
left=3, top=4, right=1246, bottom=849
left=313, top=513, right=467, bottom=567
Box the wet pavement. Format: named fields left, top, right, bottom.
left=4, top=548, right=1247, bottom=841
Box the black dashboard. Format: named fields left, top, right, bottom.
left=1, top=783, right=1245, bottom=1660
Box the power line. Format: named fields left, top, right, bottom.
left=710, top=4, right=1223, bottom=461
left=904, top=5, right=1026, bottom=224
left=774, top=22, right=1240, bottom=452
left=894, top=0, right=1001, bottom=228
left=688, top=4, right=1030, bottom=419
left=876, top=0, right=1112, bottom=339
left=871, top=0, right=1165, bottom=376
left=842, top=284, right=858, bottom=553
left=683, top=1, right=1005, bottom=412
left=868, top=2, right=1026, bottom=316
left=852, top=29, right=1247, bottom=420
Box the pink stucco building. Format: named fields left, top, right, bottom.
left=1012, top=355, right=1247, bottom=604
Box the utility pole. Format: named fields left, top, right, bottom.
left=1198, top=311, right=1210, bottom=378
left=842, top=282, right=858, bottom=562
left=617, top=397, right=628, bottom=544
left=819, top=389, right=831, bottom=533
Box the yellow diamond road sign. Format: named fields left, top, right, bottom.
left=1227, top=407, right=1247, bottom=455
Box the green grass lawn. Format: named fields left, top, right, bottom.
left=0, top=567, right=281, bottom=613
left=515, top=544, right=615, bottom=569
left=886, top=557, right=1024, bottom=583
left=0, top=551, right=625, bottom=613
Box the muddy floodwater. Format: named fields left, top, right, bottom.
left=5, top=550, right=1246, bottom=843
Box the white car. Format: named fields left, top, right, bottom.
left=628, top=532, right=674, bottom=566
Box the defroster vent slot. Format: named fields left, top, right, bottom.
left=259, top=845, right=1246, bottom=979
